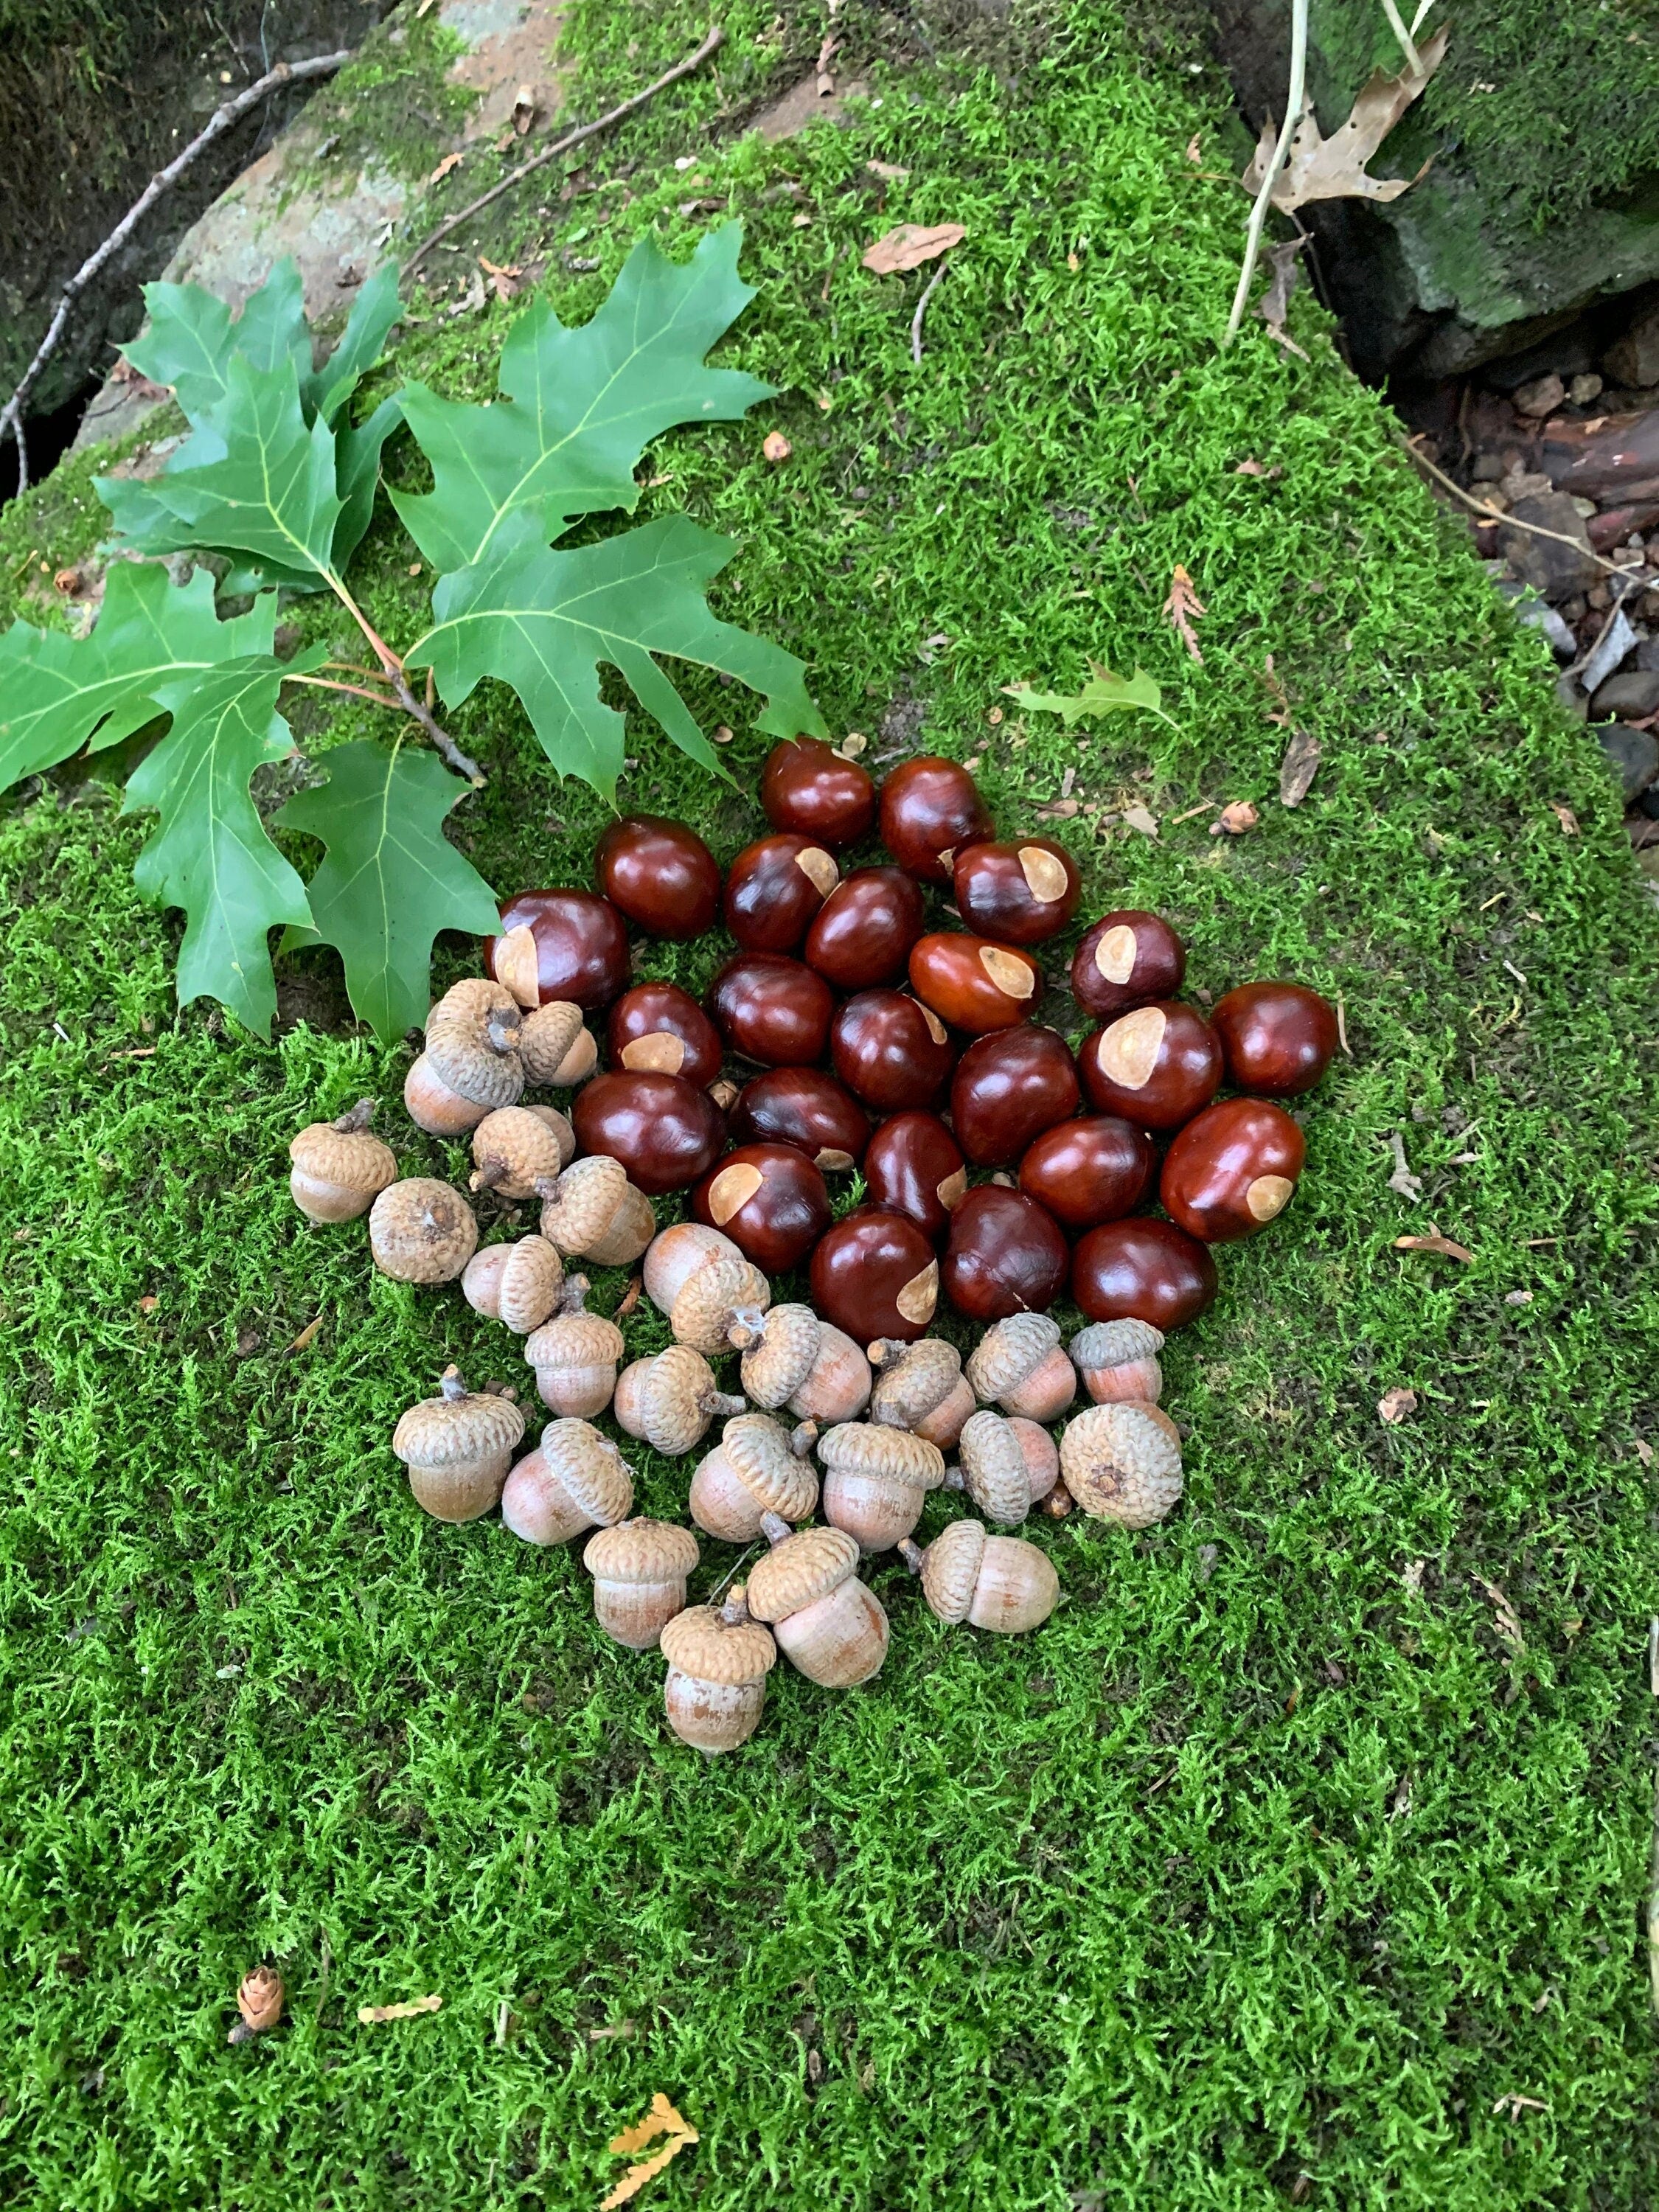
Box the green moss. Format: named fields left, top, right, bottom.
left=283, top=5, right=476, bottom=195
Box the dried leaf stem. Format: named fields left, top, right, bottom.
left=1223, top=0, right=1308, bottom=345
left=910, top=257, right=950, bottom=364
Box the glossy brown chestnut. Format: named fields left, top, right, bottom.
left=692, top=1141, right=831, bottom=1271
left=1211, top=981, right=1339, bottom=1097
left=1018, top=1115, right=1153, bottom=1232
left=487, top=888, right=630, bottom=1009
left=810, top=1206, right=939, bottom=1343
left=878, top=755, right=995, bottom=884
left=1072, top=1216, right=1218, bottom=1332
left=722, top=833, right=840, bottom=955
left=760, top=737, right=877, bottom=847
left=1160, top=1097, right=1306, bottom=1243
left=950, top=1025, right=1080, bottom=1167
left=908, top=931, right=1043, bottom=1035
left=863, top=1111, right=967, bottom=1240
left=707, top=954, right=834, bottom=1068
left=1071, top=910, right=1187, bottom=1020
left=606, top=981, right=723, bottom=1088
left=942, top=1186, right=1068, bottom=1323
left=571, top=1071, right=726, bottom=1196
left=830, top=990, right=957, bottom=1112
left=594, top=815, right=721, bottom=939
left=804, top=867, right=926, bottom=990
left=730, top=1067, right=870, bottom=1170
left=1079, top=1002, right=1222, bottom=1130
left=952, top=838, right=1081, bottom=946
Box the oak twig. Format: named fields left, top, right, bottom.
left=1223, top=0, right=1308, bottom=345
left=1400, top=437, right=1646, bottom=584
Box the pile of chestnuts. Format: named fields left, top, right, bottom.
left=288, top=737, right=1340, bottom=1753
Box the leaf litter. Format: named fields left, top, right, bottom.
left=1242, top=27, right=1448, bottom=213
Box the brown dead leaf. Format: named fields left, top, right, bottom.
left=429, top=150, right=463, bottom=184
left=1394, top=1232, right=1475, bottom=1262
left=1278, top=727, right=1321, bottom=807
left=866, top=159, right=909, bottom=182
left=1377, top=1386, right=1418, bottom=1425
left=1035, top=797, right=1081, bottom=820
left=602, top=2139, right=692, bottom=2209
left=861, top=223, right=966, bottom=275
left=1211, top=800, right=1259, bottom=836
left=1492, top=2093, right=1548, bottom=2120
left=1242, top=27, right=1447, bottom=213
left=1635, top=1437, right=1655, bottom=1468
left=838, top=731, right=869, bottom=757
left=288, top=1315, right=323, bottom=1353
left=614, top=1274, right=644, bottom=1320
left=137, top=1294, right=159, bottom=1313
left=479, top=256, right=523, bottom=303
left=512, top=83, right=538, bottom=135
left=1473, top=1576, right=1523, bottom=1651
left=1235, top=458, right=1267, bottom=476
left=762, top=431, right=792, bottom=463
left=1120, top=804, right=1160, bottom=839
left=1549, top=801, right=1580, bottom=836
left=357, top=1993, right=442, bottom=2023
left=53, top=566, right=86, bottom=597
left=1256, top=236, right=1309, bottom=358
left=1185, top=133, right=1202, bottom=164
left=602, top=2093, right=698, bottom=2208
left=815, top=31, right=838, bottom=94
left=1163, top=563, right=1205, bottom=661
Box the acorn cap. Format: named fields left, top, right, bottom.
left=816, top=1422, right=945, bottom=1490
left=671, top=1251, right=771, bottom=1356
left=538, top=1155, right=630, bottom=1256
left=369, top=1178, right=479, bottom=1282
left=956, top=1410, right=1033, bottom=1524
left=747, top=1523, right=861, bottom=1621
left=535, top=1418, right=636, bottom=1523
left=582, top=1517, right=700, bottom=1584
left=520, top=1000, right=594, bottom=1086
left=426, top=983, right=524, bottom=1109
left=465, top=1235, right=565, bottom=1332
left=735, top=1302, right=820, bottom=1408
left=919, top=1517, right=988, bottom=1623
left=524, top=1307, right=626, bottom=1371
left=1071, top=1318, right=1165, bottom=1368
left=869, top=1338, right=964, bottom=1428
left=288, top=1107, right=396, bottom=1194
left=470, top=1106, right=568, bottom=1198
left=1060, top=1402, right=1183, bottom=1528
left=720, top=1413, right=820, bottom=1520
left=966, top=1313, right=1062, bottom=1401
left=641, top=1343, right=733, bottom=1456
left=661, top=1598, right=777, bottom=1686
left=393, top=1371, right=525, bottom=1467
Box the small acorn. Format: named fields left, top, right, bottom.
left=392, top=1366, right=526, bottom=1522
left=500, top=1416, right=635, bottom=1545
left=1070, top=1318, right=1165, bottom=1405
left=1009, top=1416, right=1061, bottom=1503
left=867, top=1336, right=976, bottom=1448
left=643, top=1225, right=771, bottom=1354
left=582, top=1518, right=700, bottom=1649
left=900, top=1518, right=1059, bottom=1633
left=690, top=1412, right=820, bottom=1542
left=229, top=1964, right=285, bottom=2044
left=613, top=1344, right=746, bottom=1455
left=964, top=1312, right=1077, bottom=1422
left=523, top=1279, right=625, bottom=1415
left=520, top=999, right=598, bottom=1088
left=288, top=1100, right=396, bottom=1222
left=520, top=1101, right=577, bottom=1163
left=406, top=980, right=524, bottom=1134
left=368, top=1178, right=479, bottom=1283
left=535, top=1156, right=655, bottom=1266
left=470, top=1105, right=569, bottom=1200
left=661, top=1585, right=776, bottom=1752
left=816, top=1421, right=945, bottom=1554
left=728, top=1302, right=872, bottom=1425
left=944, top=1408, right=1050, bottom=1526
left=747, top=1513, right=890, bottom=1686
left=462, top=1234, right=565, bottom=1333
left=1059, top=1402, right=1183, bottom=1528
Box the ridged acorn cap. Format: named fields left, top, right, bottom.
left=470, top=1107, right=568, bottom=1198
left=918, top=1517, right=988, bottom=1623
left=661, top=1599, right=777, bottom=1686
left=535, top=1418, right=635, bottom=1523
left=288, top=1105, right=395, bottom=1197
left=956, top=1411, right=1034, bottom=1524
left=582, top=1517, right=700, bottom=1584
left=425, top=982, right=524, bottom=1109
left=537, top=1155, right=630, bottom=1256
left=747, top=1524, right=860, bottom=1620
left=671, top=1251, right=771, bottom=1355
left=869, top=1338, right=964, bottom=1427
left=638, top=1343, right=734, bottom=1456
left=735, top=1303, right=820, bottom=1408
left=464, top=1235, right=564, bottom=1332
left=816, top=1422, right=945, bottom=1490
left=1071, top=1318, right=1165, bottom=1367
left=524, top=1307, right=626, bottom=1371
left=719, top=1413, right=819, bottom=1520
left=966, top=1313, right=1062, bottom=1401
left=1060, top=1402, right=1183, bottom=1528
left=369, top=1178, right=479, bottom=1282
left=520, top=1000, right=594, bottom=1086
left=392, top=1375, right=525, bottom=1469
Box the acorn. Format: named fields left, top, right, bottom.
left=1070, top=1318, right=1164, bottom=1405
left=229, top=1964, right=285, bottom=2044
left=406, top=980, right=524, bottom=1134
left=899, top=1518, right=1059, bottom=1633
left=470, top=1105, right=570, bottom=1200
left=964, top=1312, right=1077, bottom=1422
left=690, top=1412, right=820, bottom=1542
left=535, top=1156, right=655, bottom=1266
left=644, top=1225, right=771, bottom=1355
left=661, top=1585, right=776, bottom=1752
left=500, top=1416, right=635, bottom=1545
left=726, top=1301, right=872, bottom=1425
left=643, top=1221, right=741, bottom=1312
left=288, top=1100, right=395, bottom=1222
left=520, top=999, right=598, bottom=1088
left=1059, top=1402, right=1183, bottom=1528
left=368, top=1178, right=479, bottom=1283
left=945, top=1408, right=1049, bottom=1527
left=613, top=1344, right=746, bottom=1455
left=523, top=1279, right=626, bottom=1416
left=462, top=1234, right=564, bottom=1333
left=582, top=1519, right=700, bottom=1649
left=747, top=1514, right=889, bottom=1686
left=1008, top=1416, right=1060, bottom=1504
left=392, top=1366, right=525, bottom=1522
left=816, top=1421, right=946, bottom=1554
left=867, top=1336, right=976, bottom=1448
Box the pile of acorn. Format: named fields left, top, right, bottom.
left=287, top=742, right=1339, bottom=1753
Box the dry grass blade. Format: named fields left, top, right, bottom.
left=288, top=1315, right=323, bottom=1353
left=1395, top=1233, right=1474, bottom=1262
left=357, top=1992, right=442, bottom=2023
left=1473, top=1576, right=1523, bottom=1650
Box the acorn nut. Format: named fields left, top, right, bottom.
left=815, top=1421, right=945, bottom=1554
left=582, top=1518, right=700, bottom=1649
left=945, top=1408, right=1051, bottom=1526
left=535, top=1156, right=655, bottom=1266
left=405, top=980, right=524, bottom=1134
left=1070, top=1318, right=1164, bottom=1405
left=613, top=1344, right=746, bottom=1455
left=867, top=1337, right=976, bottom=1448
left=368, top=1178, right=479, bottom=1283
left=288, top=1099, right=396, bottom=1222
left=462, top=1234, right=565, bottom=1333
left=964, top=1312, right=1077, bottom=1422
left=727, top=1302, right=872, bottom=1425
left=500, top=1416, right=635, bottom=1545
left=519, top=999, right=597, bottom=1088
left=523, top=1279, right=626, bottom=1416
left=644, top=1225, right=771, bottom=1354
left=690, top=1412, right=820, bottom=1541
left=1059, top=1402, right=1183, bottom=1528
left=748, top=1514, right=890, bottom=1686
left=899, top=1518, right=1059, bottom=1634
left=392, top=1366, right=525, bottom=1522
left=661, top=1585, right=776, bottom=1752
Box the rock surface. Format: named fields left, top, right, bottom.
left=1595, top=723, right=1659, bottom=801
left=1498, top=495, right=1601, bottom=602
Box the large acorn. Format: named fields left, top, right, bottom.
left=369, top=1178, right=479, bottom=1283
left=288, top=1101, right=395, bottom=1222
left=660, top=1587, right=776, bottom=1753
left=1059, top=1402, right=1183, bottom=1528
left=392, top=1367, right=525, bottom=1523
left=690, top=1413, right=820, bottom=1542
left=816, top=1421, right=946, bottom=1554
left=747, top=1515, right=889, bottom=1687
left=500, top=1417, right=635, bottom=1545
left=727, top=1302, right=872, bottom=1425
left=867, top=1337, right=976, bottom=1448
left=406, top=980, right=524, bottom=1135
left=535, top=1156, right=655, bottom=1267
left=613, top=1344, right=746, bottom=1456
left=900, top=1518, right=1059, bottom=1634
left=582, top=1520, right=700, bottom=1649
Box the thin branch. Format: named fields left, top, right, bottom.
left=1223, top=0, right=1310, bottom=346
left=1379, top=0, right=1422, bottom=74
left=0, top=49, right=352, bottom=495
left=1399, top=437, right=1644, bottom=582
left=286, top=673, right=404, bottom=709
left=405, top=25, right=726, bottom=280
left=388, top=664, right=484, bottom=785
left=910, top=258, right=949, bottom=364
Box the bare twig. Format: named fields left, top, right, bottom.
left=1223, top=0, right=1308, bottom=345
left=1400, top=437, right=1645, bottom=583
left=0, top=49, right=353, bottom=495
left=388, top=665, right=484, bottom=784
left=406, top=27, right=726, bottom=280
left=909, top=257, right=949, bottom=364
left=1379, top=0, right=1422, bottom=73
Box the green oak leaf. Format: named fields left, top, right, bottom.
left=124, top=653, right=322, bottom=1039
left=275, top=737, right=499, bottom=1040
left=216, top=393, right=404, bottom=594
left=0, top=564, right=276, bottom=792
left=406, top=513, right=827, bottom=804
left=125, top=260, right=311, bottom=425
left=393, top=225, right=773, bottom=574
left=305, top=262, right=403, bottom=425
left=1004, top=658, right=1176, bottom=728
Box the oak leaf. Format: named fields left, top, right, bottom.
left=1242, top=28, right=1447, bottom=214
left=861, top=223, right=965, bottom=274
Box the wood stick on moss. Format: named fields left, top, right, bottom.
left=1399, top=437, right=1644, bottom=585
left=0, top=49, right=353, bottom=497
left=405, top=26, right=726, bottom=281
left=1222, top=0, right=1308, bottom=346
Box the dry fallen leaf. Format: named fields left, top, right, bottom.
left=1185, top=133, right=1202, bottom=164
left=1256, top=236, right=1309, bottom=358
left=588, top=2020, right=637, bottom=2041
left=1242, top=27, right=1447, bottom=213
left=429, top=150, right=463, bottom=183
left=866, top=159, right=910, bottom=181
left=512, top=83, right=538, bottom=135
left=838, top=731, right=869, bottom=757
left=1492, top=2093, right=1548, bottom=2120
left=1279, top=726, right=1321, bottom=807
left=762, top=431, right=792, bottom=463
left=1395, top=1232, right=1475, bottom=1262
left=861, top=223, right=966, bottom=275
left=1066, top=251, right=1080, bottom=272
left=1473, top=1576, right=1524, bottom=1651
left=1235, top=458, right=1267, bottom=476
left=1163, top=563, right=1205, bottom=661
left=815, top=31, right=838, bottom=94
left=1120, top=803, right=1160, bottom=839
left=288, top=1315, right=323, bottom=1353
left=1385, top=1131, right=1421, bottom=1201
left=479, top=255, right=523, bottom=303
left=1635, top=1438, right=1655, bottom=1469
left=602, top=2094, right=699, bottom=2210
left=1035, top=797, right=1081, bottom=820
left=1212, top=800, right=1259, bottom=835
left=1378, top=1386, right=1418, bottom=1426
left=1402, top=1558, right=1426, bottom=1593
left=1549, top=801, right=1580, bottom=836
left=358, top=1993, right=442, bottom=2024
left=614, top=1274, right=644, bottom=1320
left=137, top=1294, right=159, bottom=1313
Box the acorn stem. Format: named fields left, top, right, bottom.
left=759, top=1510, right=793, bottom=1548
left=485, top=1006, right=522, bottom=1056
left=789, top=1419, right=818, bottom=1458
left=706, top=1388, right=748, bottom=1420
left=943, top=1467, right=965, bottom=1492
left=720, top=1582, right=753, bottom=1627
left=557, top=1272, right=591, bottom=1315
left=726, top=1303, right=766, bottom=1352
left=332, top=1098, right=378, bottom=1134
left=897, top=1538, right=925, bottom=1575
left=440, top=1366, right=470, bottom=1401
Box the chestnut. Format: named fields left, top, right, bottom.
left=1211, top=981, right=1339, bottom=1097
left=1018, top=1115, right=1152, bottom=1232
left=1070, top=911, right=1186, bottom=1020
left=804, top=866, right=926, bottom=991
left=606, top=981, right=723, bottom=1087
left=761, top=736, right=877, bottom=846
left=878, top=755, right=994, bottom=884
left=1160, top=1097, right=1306, bottom=1243
left=571, top=1070, right=726, bottom=1196
left=487, top=888, right=630, bottom=1010
left=830, top=990, right=956, bottom=1112
left=1079, top=1002, right=1222, bottom=1131
left=731, top=1066, right=870, bottom=1170
left=949, top=1025, right=1080, bottom=1167
left=707, top=953, right=834, bottom=1068
left=1072, top=1217, right=1217, bottom=1332
left=952, top=838, right=1080, bottom=946
left=692, top=1141, right=831, bottom=1271
left=722, top=833, right=840, bottom=955
left=863, top=1111, right=967, bottom=1240
left=942, top=1186, right=1068, bottom=1323
left=594, top=815, right=721, bottom=939
left=810, top=1206, right=939, bottom=1343
left=908, top=932, right=1041, bottom=1035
